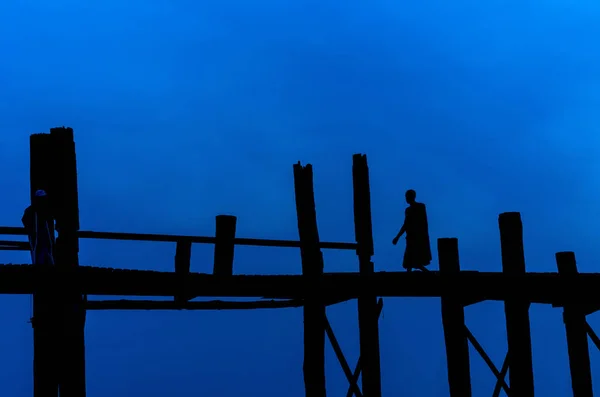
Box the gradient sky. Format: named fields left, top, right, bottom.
left=1, top=0, right=600, bottom=396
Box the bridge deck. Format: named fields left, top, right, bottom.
left=0, top=264, right=596, bottom=305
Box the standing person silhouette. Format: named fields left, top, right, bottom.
left=22, top=189, right=55, bottom=265
left=392, top=189, right=432, bottom=272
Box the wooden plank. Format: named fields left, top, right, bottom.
left=294, top=162, right=326, bottom=397
left=0, top=240, right=29, bottom=247
left=86, top=299, right=305, bottom=310
left=439, top=238, right=471, bottom=397
left=499, top=212, right=534, bottom=397
left=1, top=266, right=600, bottom=301
left=556, top=251, right=593, bottom=397
left=85, top=297, right=351, bottom=310
left=0, top=226, right=359, bottom=251
left=0, top=226, right=26, bottom=235
left=213, top=215, right=237, bottom=276
left=0, top=246, right=29, bottom=251
left=352, top=154, right=381, bottom=397
left=0, top=227, right=357, bottom=250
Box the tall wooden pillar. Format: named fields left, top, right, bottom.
left=30, top=133, right=59, bottom=397
left=439, top=238, right=471, bottom=397
left=293, top=162, right=326, bottom=397
left=51, top=127, right=86, bottom=397
left=352, top=154, right=381, bottom=397
left=499, top=212, right=534, bottom=397
left=556, top=251, right=593, bottom=397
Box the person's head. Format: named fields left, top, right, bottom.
left=405, top=189, right=416, bottom=204
left=33, top=189, right=48, bottom=208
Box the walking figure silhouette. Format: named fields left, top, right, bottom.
left=392, top=189, right=432, bottom=272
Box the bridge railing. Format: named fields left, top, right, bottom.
left=0, top=225, right=357, bottom=248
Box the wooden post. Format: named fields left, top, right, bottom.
left=174, top=239, right=192, bottom=303
left=352, top=154, right=381, bottom=397
left=499, top=212, right=534, bottom=397
left=213, top=215, right=237, bottom=276
left=345, top=299, right=384, bottom=397
left=438, top=238, right=471, bottom=397
left=293, top=162, right=326, bottom=397
left=556, top=251, right=593, bottom=397
left=50, top=127, right=86, bottom=397
left=30, top=133, right=59, bottom=397
left=175, top=240, right=192, bottom=275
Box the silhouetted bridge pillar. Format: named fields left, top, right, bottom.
left=30, top=128, right=86, bottom=397
left=440, top=213, right=535, bottom=397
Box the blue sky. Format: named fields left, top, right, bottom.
left=1, top=0, right=600, bottom=396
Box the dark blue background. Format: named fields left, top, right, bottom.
left=1, top=1, right=600, bottom=396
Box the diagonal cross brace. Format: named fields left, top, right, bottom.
left=341, top=298, right=384, bottom=397
left=492, top=353, right=509, bottom=397
left=325, top=316, right=363, bottom=397
left=433, top=262, right=511, bottom=397
left=585, top=321, right=600, bottom=351
left=464, top=326, right=511, bottom=396
left=492, top=304, right=534, bottom=397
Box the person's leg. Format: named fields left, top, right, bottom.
left=403, top=243, right=413, bottom=272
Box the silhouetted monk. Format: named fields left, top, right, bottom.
left=392, top=189, right=432, bottom=272
left=22, top=190, right=55, bottom=265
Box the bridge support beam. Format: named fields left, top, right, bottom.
left=51, top=127, right=86, bottom=397
left=439, top=238, right=471, bottom=397
left=557, top=251, right=593, bottom=397
left=499, top=212, right=534, bottom=397
left=353, top=154, right=381, bottom=397
left=30, top=132, right=59, bottom=397
left=294, top=162, right=326, bottom=397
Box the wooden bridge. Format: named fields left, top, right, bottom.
left=1, top=127, right=599, bottom=397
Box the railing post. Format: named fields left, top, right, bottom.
left=174, top=239, right=192, bottom=303
left=213, top=215, right=237, bottom=276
